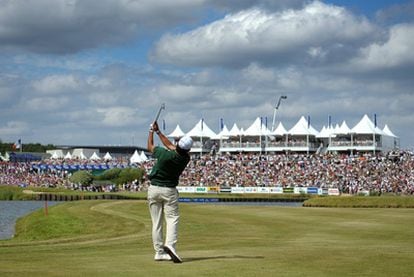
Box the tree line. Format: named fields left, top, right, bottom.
left=0, top=140, right=55, bottom=154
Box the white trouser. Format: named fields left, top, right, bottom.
left=147, top=185, right=179, bottom=254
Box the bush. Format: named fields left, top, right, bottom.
left=0, top=186, right=33, bottom=200
left=69, top=171, right=94, bottom=186
left=114, top=168, right=144, bottom=185
left=95, top=168, right=122, bottom=181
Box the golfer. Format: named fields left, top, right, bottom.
left=147, top=121, right=193, bottom=263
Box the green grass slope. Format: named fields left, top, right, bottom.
left=0, top=201, right=413, bottom=276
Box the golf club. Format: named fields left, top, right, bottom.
left=154, top=103, right=165, bottom=123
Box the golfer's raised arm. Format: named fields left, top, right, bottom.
left=147, top=124, right=156, bottom=153
left=151, top=121, right=176, bottom=151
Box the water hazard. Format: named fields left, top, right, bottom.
left=0, top=201, right=57, bottom=240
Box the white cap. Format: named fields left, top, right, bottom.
left=178, top=136, right=193, bottom=150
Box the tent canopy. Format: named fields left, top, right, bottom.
left=168, top=124, right=185, bottom=138
left=244, top=117, right=271, bottom=136
left=351, top=114, right=385, bottom=135
left=186, top=119, right=216, bottom=138
left=288, top=116, right=319, bottom=136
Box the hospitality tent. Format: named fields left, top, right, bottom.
left=382, top=124, right=400, bottom=150
left=228, top=123, right=242, bottom=137
left=64, top=151, right=72, bottom=159
left=288, top=116, right=319, bottom=136
left=186, top=119, right=217, bottom=138
left=103, top=152, right=113, bottom=161
left=90, top=152, right=101, bottom=160
left=168, top=124, right=185, bottom=138
left=185, top=119, right=217, bottom=153
left=351, top=114, right=385, bottom=135
left=130, top=150, right=142, bottom=164
left=287, top=116, right=319, bottom=152
left=244, top=117, right=271, bottom=136
left=271, top=122, right=288, bottom=136
left=48, top=150, right=64, bottom=159
left=213, top=125, right=231, bottom=140
left=383, top=125, right=397, bottom=137
left=336, top=121, right=351, bottom=135
left=139, top=151, right=148, bottom=162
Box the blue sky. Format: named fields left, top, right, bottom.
left=0, top=0, right=413, bottom=149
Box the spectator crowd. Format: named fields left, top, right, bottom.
left=1, top=151, right=414, bottom=195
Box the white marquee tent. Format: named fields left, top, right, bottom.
left=130, top=150, right=141, bottom=164
left=168, top=125, right=185, bottom=138
left=186, top=119, right=217, bottom=138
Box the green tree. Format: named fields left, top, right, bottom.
left=95, top=168, right=122, bottom=181
left=69, top=171, right=94, bottom=186
left=115, top=168, right=145, bottom=185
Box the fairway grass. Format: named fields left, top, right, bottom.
left=1, top=201, right=413, bottom=277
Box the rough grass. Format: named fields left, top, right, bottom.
left=1, top=200, right=413, bottom=276
left=303, top=196, right=414, bottom=208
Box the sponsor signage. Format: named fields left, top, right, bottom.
left=269, top=187, right=283, bottom=194
left=179, top=198, right=220, bottom=203
left=283, top=187, right=294, bottom=193
left=328, top=188, right=340, bottom=196
left=176, top=186, right=195, bottom=193
left=319, top=188, right=329, bottom=195
left=231, top=187, right=245, bottom=194
left=207, top=187, right=219, bottom=194
left=220, top=187, right=232, bottom=193
left=195, top=187, right=208, bottom=193
left=257, top=187, right=270, bottom=193
left=294, top=187, right=307, bottom=194
left=244, top=187, right=258, bottom=193
left=307, top=187, right=319, bottom=194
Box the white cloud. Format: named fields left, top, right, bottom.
left=0, top=0, right=206, bottom=54
left=32, top=75, right=79, bottom=94
left=350, top=23, right=414, bottom=70
left=24, top=96, right=69, bottom=111
left=97, top=106, right=137, bottom=126
left=0, top=121, right=28, bottom=136
left=153, top=1, right=377, bottom=67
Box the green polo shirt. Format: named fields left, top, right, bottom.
left=149, top=146, right=190, bottom=187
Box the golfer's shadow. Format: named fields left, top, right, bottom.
left=183, top=255, right=264, bottom=262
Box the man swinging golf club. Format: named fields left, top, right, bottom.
left=147, top=120, right=193, bottom=263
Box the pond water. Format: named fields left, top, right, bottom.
left=0, top=201, right=58, bottom=240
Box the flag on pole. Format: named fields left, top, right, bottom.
left=162, top=119, right=166, bottom=131
left=307, top=116, right=311, bottom=128
left=201, top=118, right=204, bottom=131
left=220, top=118, right=224, bottom=130
left=13, top=139, right=21, bottom=151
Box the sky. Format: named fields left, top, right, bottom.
left=0, top=0, right=413, bottom=149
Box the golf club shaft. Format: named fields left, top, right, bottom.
left=154, top=103, right=165, bottom=123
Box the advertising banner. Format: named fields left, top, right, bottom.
left=257, top=187, right=270, bottom=193
left=195, top=187, right=208, bottom=193
left=207, top=187, right=219, bottom=194
left=269, top=187, right=284, bottom=194
left=176, top=186, right=195, bottom=193
left=220, top=187, right=232, bottom=193
left=283, top=187, right=294, bottom=194
left=328, top=188, right=340, bottom=196
left=319, top=188, right=329, bottom=195
left=244, top=187, right=258, bottom=194
left=307, top=187, right=319, bottom=194
left=294, top=187, right=307, bottom=194
left=231, top=187, right=245, bottom=194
